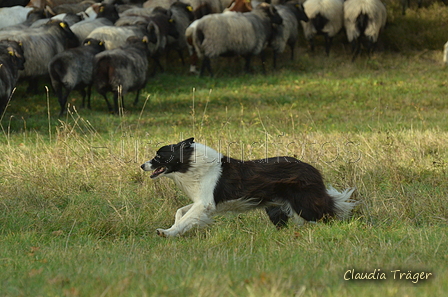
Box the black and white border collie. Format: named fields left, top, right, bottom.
left=141, top=138, right=357, bottom=237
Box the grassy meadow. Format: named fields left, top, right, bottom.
left=1, top=2, right=447, bottom=296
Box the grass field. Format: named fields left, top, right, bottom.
left=1, top=2, right=447, bottom=296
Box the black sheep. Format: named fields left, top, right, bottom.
left=48, top=38, right=105, bottom=117
left=0, top=40, right=25, bottom=115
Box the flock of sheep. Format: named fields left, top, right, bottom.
left=0, top=0, right=388, bottom=116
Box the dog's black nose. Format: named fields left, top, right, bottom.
left=140, top=164, right=145, bottom=170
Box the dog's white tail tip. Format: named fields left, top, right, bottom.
left=327, top=186, right=359, bottom=219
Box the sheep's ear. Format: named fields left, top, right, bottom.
left=186, top=5, right=193, bottom=12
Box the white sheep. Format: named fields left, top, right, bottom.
left=186, top=2, right=283, bottom=76
left=300, top=0, right=344, bottom=56
left=0, top=6, right=34, bottom=29
left=344, top=0, right=387, bottom=61
left=271, top=1, right=309, bottom=68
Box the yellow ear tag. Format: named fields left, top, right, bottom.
left=59, top=22, right=66, bottom=28
left=8, top=50, right=14, bottom=56
left=87, top=41, right=91, bottom=45
left=19, top=42, right=22, bottom=47
left=169, top=19, right=174, bottom=23
left=187, top=6, right=193, bottom=12
left=142, top=36, right=148, bottom=43
left=99, top=41, right=103, bottom=46
left=100, top=6, right=104, bottom=12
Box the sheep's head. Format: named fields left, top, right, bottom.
left=258, top=3, right=282, bottom=26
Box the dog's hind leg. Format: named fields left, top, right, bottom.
left=266, top=206, right=289, bottom=228
left=156, top=202, right=214, bottom=237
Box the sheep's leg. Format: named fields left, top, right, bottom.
left=151, top=56, right=164, bottom=76
left=243, top=54, right=254, bottom=74
left=101, top=94, right=113, bottom=113
left=79, top=88, right=87, bottom=109
left=324, top=34, right=333, bottom=56
left=112, top=91, right=120, bottom=114
left=352, top=39, right=362, bottom=62
left=200, top=57, right=213, bottom=77
left=289, top=42, right=295, bottom=61
left=259, top=52, right=267, bottom=74
left=273, top=51, right=278, bottom=69
left=55, top=84, right=65, bottom=117
left=308, top=38, right=315, bottom=52
left=176, top=50, right=185, bottom=65
left=133, top=90, right=140, bottom=106
left=86, top=85, right=92, bottom=110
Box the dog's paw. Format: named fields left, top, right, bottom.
left=156, top=229, right=167, bottom=237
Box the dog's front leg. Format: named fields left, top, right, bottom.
left=156, top=202, right=214, bottom=237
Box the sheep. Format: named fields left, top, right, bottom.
left=271, top=1, right=309, bottom=68
left=48, top=38, right=105, bottom=117
left=300, top=0, right=344, bottom=56
left=186, top=2, right=283, bottom=76
left=0, top=39, right=25, bottom=114
left=344, top=0, right=387, bottom=61
left=165, top=2, right=194, bottom=66
left=93, top=36, right=151, bottom=114
left=0, top=7, right=47, bottom=31
left=49, top=0, right=95, bottom=15
left=144, top=10, right=180, bottom=74
left=0, top=5, right=33, bottom=29
left=69, top=3, right=119, bottom=42
left=0, top=20, right=79, bottom=91
left=86, top=23, right=149, bottom=50
left=444, top=41, right=448, bottom=66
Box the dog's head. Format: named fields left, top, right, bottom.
left=141, top=138, right=195, bottom=179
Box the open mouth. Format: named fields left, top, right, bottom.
left=150, top=166, right=167, bottom=179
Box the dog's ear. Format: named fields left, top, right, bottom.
left=182, top=138, right=195, bottom=147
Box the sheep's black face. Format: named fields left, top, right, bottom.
left=258, top=3, right=283, bottom=25
left=268, top=6, right=283, bottom=25
left=141, top=138, right=195, bottom=179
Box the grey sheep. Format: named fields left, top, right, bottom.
left=186, top=2, right=283, bottom=76
left=344, top=0, right=387, bottom=61
left=0, top=20, right=79, bottom=92
left=48, top=38, right=106, bottom=117
left=69, top=3, right=120, bottom=42
left=271, top=1, right=309, bottom=68
left=86, top=24, right=149, bottom=50
left=300, top=0, right=344, bottom=56
left=0, top=40, right=25, bottom=114
left=93, top=36, right=151, bottom=114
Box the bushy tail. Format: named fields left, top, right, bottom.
left=327, top=186, right=358, bottom=219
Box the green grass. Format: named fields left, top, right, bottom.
left=1, top=4, right=447, bottom=296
